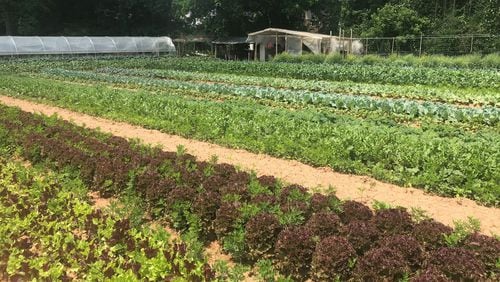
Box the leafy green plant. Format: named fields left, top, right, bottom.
left=222, top=227, right=247, bottom=261
left=372, top=200, right=393, bottom=211
left=0, top=158, right=213, bottom=281
left=213, top=261, right=249, bottom=282
left=409, top=207, right=431, bottom=223
left=444, top=217, right=481, bottom=246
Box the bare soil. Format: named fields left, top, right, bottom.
left=88, top=191, right=114, bottom=209
left=1, top=95, right=498, bottom=236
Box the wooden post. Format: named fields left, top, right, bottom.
left=350, top=29, right=353, bottom=54
left=275, top=33, right=278, bottom=56
left=338, top=27, right=342, bottom=53
left=391, top=37, right=395, bottom=55
left=254, top=43, right=257, bottom=61
left=214, top=44, right=217, bottom=58
left=342, top=30, right=345, bottom=57
left=470, top=35, right=474, bottom=53
left=419, top=34, right=423, bottom=56
left=365, top=38, right=368, bottom=55
left=285, top=35, right=288, bottom=53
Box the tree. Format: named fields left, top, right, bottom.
left=0, top=0, right=20, bottom=35
left=363, top=3, right=429, bottom=37
left=307, top=0, right=342, bottom=33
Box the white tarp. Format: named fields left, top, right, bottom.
left=286, top=36, right=302, bottom=55
left=247, top=28, right=363, bottom=60
left=247, top=28, right=330, bottom=55
left=0, top=36, right=176, bottom=55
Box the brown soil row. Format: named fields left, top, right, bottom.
left=1, top=95, right=498, bottom=236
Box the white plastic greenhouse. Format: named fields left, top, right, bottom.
left=0, top=36, right=176, bottom=56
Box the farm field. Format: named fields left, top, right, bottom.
left=0, top=57, right=499, bottom=205
left=0, top=157, right=215, bottom=281
left=0, top=56, right=499, bottom=280
left=0, top=104, right=499, bottom=281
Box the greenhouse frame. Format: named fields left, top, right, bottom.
left=0, top=36, right=176, bottom=56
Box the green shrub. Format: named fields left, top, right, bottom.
left=299, top=53, right=326, bottom=64
left=481, top=53, right=500, bottom=68
left=359, top=54, right=383, bottom=65
left=273, top=52, right=301, bottom=63
left=324, top=52, right=344, bottom=64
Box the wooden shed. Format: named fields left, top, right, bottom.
left=212, top=37, right=252, bottom=60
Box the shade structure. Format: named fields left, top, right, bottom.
left=0, top=36, right=176, bottom=56
left=247, top=28, right=332, bottom=55
left=247, top=28, right=364, bottom=61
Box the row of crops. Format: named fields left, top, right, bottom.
left=0, top=72, right=498, bottom=205
left=3, top=57, right=499, bottom=106
left=0, top=155, right=213, bottom=279
left=92, top=66, right=500, bottom=106
left=47, top=56, right=499, bottom=89
left=0, top=105, right=498, bottom=281
left=39, top=68, right=500, bottom=126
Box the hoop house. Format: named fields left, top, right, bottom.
left=0, top=36, right=175, bottom=56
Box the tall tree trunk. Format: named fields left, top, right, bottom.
left=2, top=10, right=15, bottom=35
left=434, top=0, right=438, bottom=18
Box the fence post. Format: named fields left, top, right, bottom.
left=338, top=27, right=342, bottom=52
left=342, top=30, right=346, bottom=57
left=275, top=33, right=278, bottom=56
left=350, top=29, right=353, bottom=54
left=419, top=34, right=423, bottom=56
left=365, top=38, right=368, bottom=55
left=470, top=35, right=474, bottom=53
left=391, top=37, right=395, bottom=55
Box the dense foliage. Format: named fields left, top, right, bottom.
left=1, top=0, right=499, bottom=54
left=0, top=105, right=498, bottom=281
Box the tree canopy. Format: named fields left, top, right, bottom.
left=0, top=0, right=498, bottom=38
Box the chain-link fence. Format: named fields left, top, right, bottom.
left=353, top=34, right=498, bottom=56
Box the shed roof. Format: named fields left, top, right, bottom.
left=212, top=37, right=248, bottom=45
left=247, top=28, right=332, bottom=40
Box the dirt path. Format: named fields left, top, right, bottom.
left=1, top=95, right=498, bottom=235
